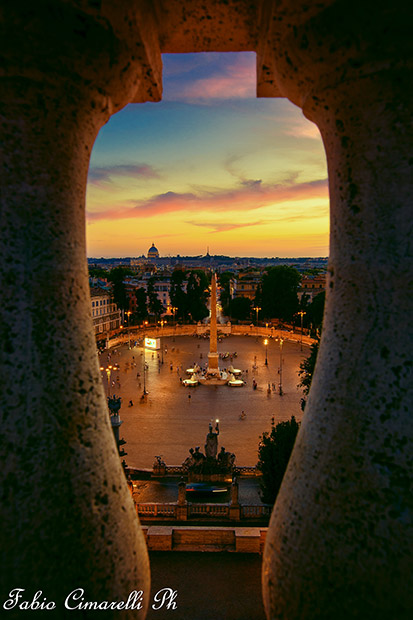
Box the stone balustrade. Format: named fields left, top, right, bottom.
left=135, top=501, right=271, bottom=523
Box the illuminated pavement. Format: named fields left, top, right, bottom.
left=99, top=334, right=308, bottom=469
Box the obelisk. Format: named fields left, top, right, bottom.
left=207, top=272, right=220, bottom=376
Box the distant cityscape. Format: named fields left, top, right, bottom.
left=88, top=242, right=328, bottom=272
left=88, top=243, right=327, bottom=343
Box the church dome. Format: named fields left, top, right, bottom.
left=147, top=243, right=159, bottom=258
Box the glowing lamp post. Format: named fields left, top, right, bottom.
left=100, top=365, right=113, bottom=397
left=126, top=311, right=132, bottom=348
left=264, top=338, right=268, bottom=366
left=158, top=319, right=165, bottom=364
left=276, top=337, right=284, bottom=395
left=253, top=306, right=261, bottom=336
left=297, top=311, right=306, bottom=351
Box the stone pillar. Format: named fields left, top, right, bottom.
left=229, top=477, right=241, bottom=521
left=177, top=479, right=188, bottom=521
left=0, top=2, right=161, bottom=616
left=260, top=3, right=413, bottom=619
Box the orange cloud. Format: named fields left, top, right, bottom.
left=86, top=178, right=328, bottom=222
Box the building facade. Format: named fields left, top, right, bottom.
left=91, top=287, right=121, bottom=335
left=298, top=274, right=326, bottom=302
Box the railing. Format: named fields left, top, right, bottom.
left=135, top=503, right=177, bottom=518
left=102, top=323, right=316, bottom=349
left=234, top=466, right=260, bottom=477
left=135, top=501, right=271, bottom=521
left=241, top=505, right=272, bottom=519
left=188, top=503, right=230, bottom=518
left=164, top=465, right=187, bottom=475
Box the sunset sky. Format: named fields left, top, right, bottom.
left=86, top=52, right=329, bottom=258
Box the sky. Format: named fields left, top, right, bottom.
left=86, top=52, right=329, bottom=258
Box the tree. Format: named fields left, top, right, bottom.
left=147, top=278, right=165, bottom=320
left=307, top=291, right=325, bottom=333
left=258, top=266, right=301, bottom=321
left=298, top=340, right=320, bottom=411
left=257, top=416, right=300, bottom=504
left=186, top=270, right=209, bottom=321
left=170, top=269, right=188, bottom=320
left=107, top=267, right=132, bottom=312
left=133, top=287, right=148, bottom=322
left=228, top=296, right=252, bottom=320
left=89, top=267, right=108, bottom=279
left=218, top=271, right=233, bottom=310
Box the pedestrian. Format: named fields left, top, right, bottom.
left=188, top=393, right=191, bottom=401
left=129, top=400, right=133, bottom=407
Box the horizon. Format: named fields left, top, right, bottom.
left=87, top=252, right=328, bottom=261
left=86, top=52, right=329, bottom=258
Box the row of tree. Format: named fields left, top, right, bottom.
left=219, top=266, right=325, bottom=334
left=90, top=266, right=210, bottom=324
left=90, top=265, right=325, bottom=331
left=170, top=269, right=210, bottom=322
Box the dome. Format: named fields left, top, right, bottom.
left=147, top=243, right=159, bottom=259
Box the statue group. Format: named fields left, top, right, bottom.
left=182, top=422, right=235, bottom=476
left=107, top=395, right=122, bottom=415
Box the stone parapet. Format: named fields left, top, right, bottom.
left=144, top=526, right=267, bottom=553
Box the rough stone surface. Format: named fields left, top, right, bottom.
left=1, top=2, right=412, bottom=619
left=0, top=3, right=155, bottom=616
left=261, top=2, right=413, bottom=618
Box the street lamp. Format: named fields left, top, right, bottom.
left=253, top=306, right=261, bottom=335
left=264, top=338, right=268, bottom=366
left=142, top=326, right=148, bottom=397
left=297, top=311, right=306, bottom=351
left=100, top=364, right=113, bottom=397
left=171, top=306, right=177, bottom=327
left=158, top=319, right=165, bottom=364
left=276, top=337, right=284, bottom=395
left=125, top=311, right=132, bottom=348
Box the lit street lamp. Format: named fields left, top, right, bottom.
left=100, top=364, right=113, bottom=397
left=297, top=311, right=306, bottom=351
left=171, top=306, right=177, bottom=327
left=264, top=338, right=268, bottom=366
left=142, top=321, right=148, bottom=396
left=158, top=319, right=165, bottom=364
left=253, top=306, right=261, bottom=336
left=276, top=337, right=284, bottom=395
left=125, top=311, right=132, bottom=348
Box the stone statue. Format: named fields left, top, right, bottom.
left=107, top=395, right=121, bottom=414
left=218, top=446, right=236, bottom=470
left=205, top=422, right=219, bottom=459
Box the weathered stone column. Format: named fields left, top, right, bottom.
left=0, top=2, right=161, bottom=616
left=229, top=477, right=241, bottom=521
left=260, top=2, right=413, bottom=618
left=177, top=479, right=188, bottom=521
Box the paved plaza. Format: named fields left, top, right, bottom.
left=99, top=334, right=309, bottom=470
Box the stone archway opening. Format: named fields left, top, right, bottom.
left=85, top=49, right=330, bottom=617
left=86, top=51, right=329, bottom=261
left=2, top=3, right=411, bottom=618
